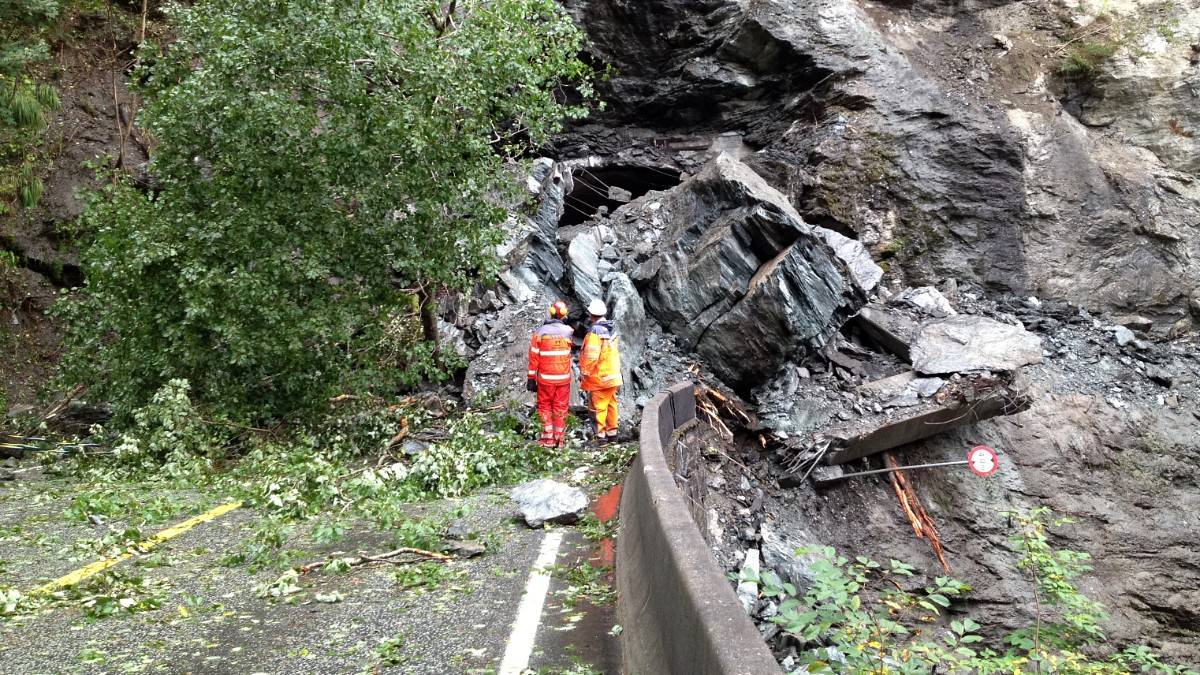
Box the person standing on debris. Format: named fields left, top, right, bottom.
left=580, top=299, right=623, bottom=443
left=527, top=300, right=574, bottom=447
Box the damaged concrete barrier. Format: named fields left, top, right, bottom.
left=618, top=382, right=781, bottom=674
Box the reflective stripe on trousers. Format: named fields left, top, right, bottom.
left=536, top=382, right=570, bottom=447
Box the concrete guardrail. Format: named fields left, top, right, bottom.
left=617, top=382, right=782, bottom=674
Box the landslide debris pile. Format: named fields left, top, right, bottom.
left=460, top=153, right=882, bottom=419
left=683, top=287, right=1200, bottom=666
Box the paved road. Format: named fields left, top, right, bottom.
left=0, top=470, right=619, bottom=674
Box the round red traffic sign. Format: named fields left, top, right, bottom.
left=967, top=445, right=998, bottom=477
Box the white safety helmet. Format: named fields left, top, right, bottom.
left=587, top=298, right=607, bottom=317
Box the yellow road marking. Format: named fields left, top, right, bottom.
left=34, top=501, right=243, bottom=594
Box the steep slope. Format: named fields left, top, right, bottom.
left=562, top=0, right=1200, bottom=329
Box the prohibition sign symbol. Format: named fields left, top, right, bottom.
left=967, top=445, right=999, bottom=477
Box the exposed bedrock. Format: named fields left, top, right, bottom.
left=562, top=0, right=1200, bottom=327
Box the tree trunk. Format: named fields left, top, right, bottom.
left=417, top=285, right=440, bottom=354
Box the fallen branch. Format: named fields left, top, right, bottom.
left=885, top=452, right=950, bottom=573
left=299, top=546, right=451, bottom=574
left=42, top=383, right=86, bottom=422
left=698, top=400, right=733, bottom=439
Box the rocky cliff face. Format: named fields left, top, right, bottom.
left=534, top=0, right=1200, bottom=665
left=562, top=0, right=1200, bottom=329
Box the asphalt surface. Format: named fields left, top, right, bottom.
left=0, top=467, right=619, bottom=674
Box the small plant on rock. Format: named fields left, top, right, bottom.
left=762, top=509, right=1197, bottom=674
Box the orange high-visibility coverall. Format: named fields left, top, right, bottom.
left=528, top=319, right=574, bottom=447
left=580, top=320, right=623, bottom=438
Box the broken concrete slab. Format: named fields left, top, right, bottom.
left=911, top=316, right=1042, bottom=375
left=511, top=479, right=589, bottom=528
left=820, top=373, right=1033, bottom=465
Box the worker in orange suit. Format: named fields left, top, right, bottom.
left=580, top=299, right=623, bottom=444
left=527, top=300, right=575, bottom=447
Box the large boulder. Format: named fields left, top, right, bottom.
left=497, top=159, right=572, bottom=292
left=640, top=154, right=880, bottom=391
left=566, top=227, right=605, bottom=304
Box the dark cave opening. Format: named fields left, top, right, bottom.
left=559, top=165, right=682, bottom=226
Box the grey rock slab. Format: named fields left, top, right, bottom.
left=605, top=272, right=649, bottom=425
left=1112, top=326, right=1137, bottom=347
left=641, top=154, right=878, bottom=391
left=5, top=403, right=36, bottom=419
left=442, top=539, right=487, bottom=558
left=511, top=479, right=589, bottom=528
left=568, top=229, right=604, bottom=305
left=894, top=286, right=957, bottom=318
left=911, top=316, right=1042, bottom=375
left=912, top=377, right=946, bottom=398
left=884, top=376, right=944, bottom=408
left=760, top=521, right=823, bottom=594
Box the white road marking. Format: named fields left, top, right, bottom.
left=498, top=530, right=565, bottom=675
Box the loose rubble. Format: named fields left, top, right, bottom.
left=670, top=284, right=1200, bottom=665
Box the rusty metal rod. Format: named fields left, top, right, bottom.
left=830, top=459, right=969, bottom=481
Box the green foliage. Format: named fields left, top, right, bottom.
left=0, top=0, right=61, bottom=212
left=374, top=633, right=407, bottom=667
left=579, top=512, right=617, bottom=543
left=105, top=379, right=227, bottom=478
left=0, top=586, right=23, bottom=615
left=1006, top=507, right=1108, bottom=653
left=1060, top=40, right=1119, bottom=78
left=254, top=569, right=304, bottom=602
left=1058, top=11, right=1184, bottom=80
left=392, top=561, right=457, bottom=593
left=545, top=562, right=615, bottom=607
left=399, top=410, right=565, bottom=499
left=60, top=0, right=595, bottom=421
left=71, top=569, right=166, bottom=618
left=760, top=509, right=1196, bottom=674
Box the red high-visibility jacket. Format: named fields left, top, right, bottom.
left=528, top=320, right=574, bottom=386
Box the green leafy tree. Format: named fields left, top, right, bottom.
left=1, top=0, right=62, bottom=212
left=60, top=0, right=593, bottom=420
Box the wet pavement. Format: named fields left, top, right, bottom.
left=0, top=470, right=620, bottom=674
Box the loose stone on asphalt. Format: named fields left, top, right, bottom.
left=0, top=475, right=617, bottom=674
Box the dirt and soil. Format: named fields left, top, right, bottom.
left=2, top=3, right=149, bottom=412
